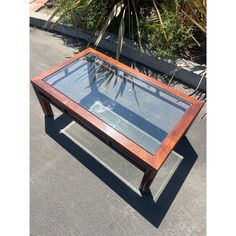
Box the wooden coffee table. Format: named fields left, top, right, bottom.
left=31, top=48, right=203, bottom=192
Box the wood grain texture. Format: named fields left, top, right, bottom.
left=33, top=86, right=53, bottom=116
left=31, top=47, right=204, bottom=172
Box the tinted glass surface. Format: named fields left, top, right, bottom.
left=44, top=53, right=191, bottom=154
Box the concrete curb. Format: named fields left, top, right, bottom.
left=30, top=11, right=206, bottom=92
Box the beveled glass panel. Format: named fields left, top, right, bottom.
left=44, top=53, right=191, bottom=154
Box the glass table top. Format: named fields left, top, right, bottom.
left=44, top=53, right=191, bottom=155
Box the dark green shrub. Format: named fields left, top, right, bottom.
left=51, top=0, right=205, bottom=60
left=54, top=0, right=107, bottom=31
left=139, top=8, right=194, bottom=57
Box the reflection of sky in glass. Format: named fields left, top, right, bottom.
left=44, top=53, right=191, bottom=155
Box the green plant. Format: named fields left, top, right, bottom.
left=49, top=0, right=167, bottom=59
left=48, top=0, right=206, bottom=60
left=139, top=7, right=194, bottom=57
left=51, top=0, right=107, bottom=31
left=180, top=0, right=206, bottom=45
left=163, top=0, right=206, bottom=44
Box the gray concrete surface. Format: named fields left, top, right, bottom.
left=30, top=27, right=206, bottom=236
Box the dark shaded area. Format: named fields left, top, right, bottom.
left=45, top=113, right=198, bottom=228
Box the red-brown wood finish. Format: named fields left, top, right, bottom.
left=33, top=86, right=53, bottom=116
left=31, top=47, right=204, bottom=192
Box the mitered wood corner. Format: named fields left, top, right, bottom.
left=31, top=47, right=204, bottom=191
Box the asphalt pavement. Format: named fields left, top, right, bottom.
left=30, top=27, right=206, bottom=236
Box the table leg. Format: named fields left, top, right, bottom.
left=139, top=169, right=157, bottom=193
left=33, top=87, right=53, bottom=117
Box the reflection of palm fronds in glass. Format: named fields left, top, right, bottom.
left=84, top=55, right=139, bottom=103
left=85, top=55, right=116, bottom=88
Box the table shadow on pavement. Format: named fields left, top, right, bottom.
left=44, top=113, right=198, bottom=228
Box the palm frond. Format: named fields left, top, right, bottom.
left=131, top=0, right=143, bottom=52
left=94, top=1, right=125, bottom=47
left=43, top=8, right=60, bottom=28
left=116, top=6, right=127, bottom=59
left=181, top=9, right=206, bottom=34
left=87, top=0, right=110, bottom=47
left=151, top=0, right=169, bottom=44
left=45, top=0, right=92, bottom=29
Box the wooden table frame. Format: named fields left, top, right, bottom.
left=31, top=48, right=203, bottom=193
